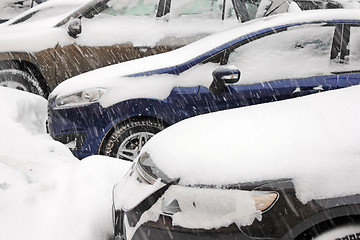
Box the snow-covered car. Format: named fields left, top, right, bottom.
left=0, top=0, right=263, bottom=97
left=48, top=9, right=360, bottom=161
left=112, top=84, right=360, bottom=240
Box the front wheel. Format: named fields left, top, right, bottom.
left=0, top=69, right=45, bottom=97
left=312, top=224, right=360, bottom=240
left=101, top=119, right=166, bottom=161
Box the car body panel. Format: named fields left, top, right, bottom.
left=53, top=44, right=181, bottom=85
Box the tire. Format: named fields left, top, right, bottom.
left=312, top=224, right=360, bottom=240
left=0, top=69, right=45, bottom=97
left=101, top=119, right=166, bottom=161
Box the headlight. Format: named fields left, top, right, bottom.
left=136, top=152, right=174, bottom=185
left=251, top=191, right=278, bottom=212
left=54, top=88, right=105, bottom=109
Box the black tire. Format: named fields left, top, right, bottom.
left=311, top=224, right=360, bottom=240
left=296, top=217, right=360, bottom=240
left=0, top=69, right=45, bottom=97
left=101, top=119, right=166, bottom=161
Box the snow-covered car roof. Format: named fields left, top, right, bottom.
left=51, top=9, right=360, bottom=98
left=141, top=84, right=360, bottom=203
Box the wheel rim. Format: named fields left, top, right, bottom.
left=0, top=80, right=29, bottom=91
left=116, top=131, right=155, bottom=161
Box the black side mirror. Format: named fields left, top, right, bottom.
left=209, top=66, right=240, bottom=95
left=67, top=18, right=82, bottom=38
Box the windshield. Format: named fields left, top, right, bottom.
left=9, top=4, right=80, bottom=25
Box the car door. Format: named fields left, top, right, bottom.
left=195, top=22, right=340, bottom=112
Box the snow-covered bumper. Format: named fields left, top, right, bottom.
left=112, top=153, right=280, bottom=240
left=47, top=97, right=112, bottom=159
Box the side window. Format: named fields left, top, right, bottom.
left=227, top=24, right=336, bottom=85
left=170, top=0, right=237, bottom=20
left=103, top=0, right=158, bottom=16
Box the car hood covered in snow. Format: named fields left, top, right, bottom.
left=50, top=9, right=360, bottom=106
left=0, top=0, right=89, bottom=52
left=141, top=85, right=360, bottom=203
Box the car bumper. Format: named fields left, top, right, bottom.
left=116, top=208, right=256, bottom=240
left=47, top=101, right=110, bottom=159
left=113, top=164, right=278, bottom=240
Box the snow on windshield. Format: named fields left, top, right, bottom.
left=0, top=86, right=131, bottom=240
left=142, top=85, right=360, bottom=204
left=9, top=5, right=76, bottom=25
left=0, top=0, right=36, bottom=20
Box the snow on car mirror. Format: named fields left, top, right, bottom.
left=67, top=18, right=82, bottom=38
left=210, top=66, right=240, bottom=95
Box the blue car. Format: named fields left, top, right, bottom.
left=48, top=9, right=360, bottom=161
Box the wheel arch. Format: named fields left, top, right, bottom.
left=294, top=214, right=360, bottom=239
left=98, top=115, right=171, bottom=155
left=282, top=204, right=360, bottom=239
left=0, top=60, right=50, bottom=97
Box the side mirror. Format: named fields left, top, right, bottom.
left=67, top=18, right=82, bottom=38
left=209, top=66, right=240, bottom=95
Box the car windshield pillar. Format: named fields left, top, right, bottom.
left=157, top=0, right=171, bottom=17
left=331, top=24, right=351, bottom=62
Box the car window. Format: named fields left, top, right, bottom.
left=244, top=1, right=260, bottom=19
left=104, top=0, right=237, bottom=19
left=227, top=24, right=336, bottom=85
left=170, top=0, right=237, bottom=19
left=105, top=0, right=158, bottom=16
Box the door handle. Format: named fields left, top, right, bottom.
left=292, top=85, right=324, bottom=94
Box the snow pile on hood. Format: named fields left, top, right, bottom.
left=142, top=85, right=360, bottom=203
left=0, top=86, right=131, bottom=240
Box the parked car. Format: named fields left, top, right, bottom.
left=48, top=9, right=360, bottom=161
left=0, top=0, right=262, bottom=97
left=112, top=83, right=360, bottom=240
